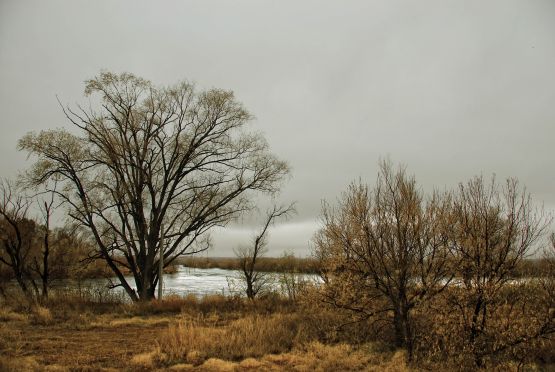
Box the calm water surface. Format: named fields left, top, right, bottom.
left=54, top=265, right=319, bottom=298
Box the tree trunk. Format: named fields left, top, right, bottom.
left=15, top=273, right=30, bottom=297
left=41, top=223, right=49, bottom=299
left=136, top=271, right=157, bottom=301
left=393, top=305, right=414, bottom=360
left=393, top=309, right=405, bottom=348
left=246, top=279, right=254, bottom=299
left=470, top=295, right=485, bottom=367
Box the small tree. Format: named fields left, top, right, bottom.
left=29, top=186, right=57, bottom=299
left=0, top=180, right=58, bottom=300
left=447, top=176, right=550, bottom=367
left=0, top=180, right=37, bottom=299
left=314, top=161, right=453, bottom=358
left=235, top=203, right=295, bottom=299
left=19, top=71, right=290, bottom=301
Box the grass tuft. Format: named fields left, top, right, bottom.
left=31, top=305, right=53, bottom=325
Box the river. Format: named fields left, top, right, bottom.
left=50, top=265, right=320, bottom=299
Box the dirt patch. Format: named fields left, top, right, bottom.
left=0, top=317, right=169, bottom=370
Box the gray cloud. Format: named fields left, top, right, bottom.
left=1, top=0, right=554, bottom=256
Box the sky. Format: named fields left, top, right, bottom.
left=1, top=0, right=554, bottom=256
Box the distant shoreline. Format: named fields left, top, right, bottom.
left=175, top=255, right=320, bottom=274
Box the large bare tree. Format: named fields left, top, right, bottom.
left=19, top=71, right=289, bottom=301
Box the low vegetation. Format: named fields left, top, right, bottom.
left=0, top=277, right=553, bottom=371
left=0, top=291, right=411, bottom=371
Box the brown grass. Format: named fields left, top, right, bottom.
left=4, top=288, right=550, bottom=371
left=153, top=341, right=409, bottom=371
left=30, top=305, right=54, bottom=325
left=158, top=313, right=302, bottom=364
left=0, top=289, right=414, bottom=371
left=0, top=307, right=27, bottom=322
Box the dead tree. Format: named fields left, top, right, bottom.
left=0, top=180, right=38, bottom=299
left=235, top=203, right=295, bottom=299
left=30, top=185, right=58, bottom=299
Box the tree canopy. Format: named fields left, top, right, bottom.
left=19, top=71, right=290, bottom=301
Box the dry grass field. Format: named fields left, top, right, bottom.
left=0, top=294, right=411, bottom=372
left=1, top=286, right=554, bottom=371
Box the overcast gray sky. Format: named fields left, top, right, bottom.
left=1, top=0, right=554, bottom=256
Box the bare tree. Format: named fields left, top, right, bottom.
left=0, top=179, right=65, bottom=300
left=447, top=176, right=550, bottom=367
left=29, top=185, right=58, bottom=299
left=313, top=161, right=453, bottom=358
left=19, top=71, right=290, bottom=301
left=0, top=180, right=39, bottom=299
left=235, top=203, right=295, bottom=299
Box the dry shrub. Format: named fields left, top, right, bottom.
left=28, top=285, right=127, bottom=321
left=31, top=305, right=53, bottom=325
left=158, top=313, right=301, bottom=364
left=133, top=294, right=189, bottom=315
left=49, top=284, right=126, bottom=308
left=193, top=294, right=241, bottom=314
left=297, top=284, right=395, bottom=345
left=128, top=294, right=243, bottom=317
left=172, top=293, right=294, bottom=318
left=414, top=282, right=555, bottom=370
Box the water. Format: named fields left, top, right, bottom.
left=162, top=266, right=235, bottom=296
left=51, top=265, right=320, bottom=298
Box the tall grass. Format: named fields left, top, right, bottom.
left=158, top=313, right=302, bottom=363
